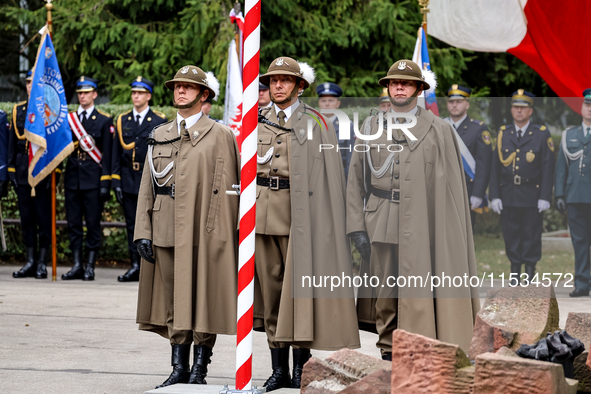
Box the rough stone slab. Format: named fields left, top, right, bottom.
left=144, top=384, right=296, bottom=394
left=473, top=352, right=578, bottom=394
left=588, top=351, right=591, bottom=373
left=301, top=349, right=391, bottom=393
left=565, top=312, right=591, bottom=392
left=338, top=370, right=390, bottom=393
left=390, top=329, right=473, bottom=393
left=494, top=346, right=518, bottom=358
left=468, top=287, right=559, bottom=360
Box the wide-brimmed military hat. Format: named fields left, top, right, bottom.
left=76, top=76, right=99, bottom=92
left=583, top=88, right=591, bottom=104
left=130, top=76, right=154, bottom=93
left=511, top=89, right=535, bottom=107
left=378, top=59, right=430, bottom=90
left=260, top=57, right=311, bottom=89
left=165, top=65, right=218, bottom=100
left=447, top=84, right=471, bottom=100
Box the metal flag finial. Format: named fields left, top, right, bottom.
left=418, top=0, right=430, bottom=24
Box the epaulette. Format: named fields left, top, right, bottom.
left=16, top=100, right=27, bottom=106
left=96, top=108, right=112, bottom=118
left=118, top=109, right=132, bottom=119
left=539, top=125, right=547, bottom=131
left=471, top=118, right=484, bottom=126
left=500, top=125, right=506, bottom=131
left=153, top=110, right=166, bottom=119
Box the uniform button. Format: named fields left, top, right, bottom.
left=394, top=175, right=399, bottom=179
left=273, top=168, right=278, bottom=172
left=275, top=154, right=280, bottom=158
left=505, top=149, right=509, bottom=152
left=213, top=189, right=218, bottom=194
left=516, top=157, right=520, bottom=161
left=584, top=164, right=586, bottom=167
left=536, top=185, right=539, bottom=188
left=395, top=160, right=399, bottom=164
left=516, top=149, right=520, bottom=153
left=259, top=138, right=262, bottom=142
left=277, top=140, right=282, bottom=144
left=515, top=166, right=519, bottom=170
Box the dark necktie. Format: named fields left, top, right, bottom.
left=587, top=127, right=590, bottom=140
left=136, top=114, right=141, bottom=126
left=81, top=110, right=87, bottom=123
left=180, top=120, right=187, bottom=136
left=278, top=111, right=286, bottom=127
left=516, top=129, right=521, bottom=142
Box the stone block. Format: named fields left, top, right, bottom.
left=565, top=312, right=591, bottom=392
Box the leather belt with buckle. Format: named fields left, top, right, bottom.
left=257, top=176, right=290, bottom=190
left=156, top=184, right=175, bottom=198
left=371, top=186, right=400, bottom=203
left=507, top=175, right=539, bottom=186
left=77, top=149, right=87, bottom=161
left=514, top=175, right=521, bottom=185
left=132, top=162, right=142, bottom=171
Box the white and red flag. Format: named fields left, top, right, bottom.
left=224, top=39, right=243, bottom=142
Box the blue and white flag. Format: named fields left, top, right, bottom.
left=25, top=29, right=74, bottom=189
left=412, top=27, right=439, bottom=116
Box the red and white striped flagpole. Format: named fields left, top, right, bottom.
left=236, top=0, right=260, bottom=390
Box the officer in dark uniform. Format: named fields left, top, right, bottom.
left=9, top=70, right=56, bottom=279
left=555, top=88, right=591, bottom=297
left=444, top=85, right=492, bottom=229
left=259, top=78, right=271, bottom=108
left=111, top=77, right=166, bottom=282
left=0, top=98, right=8, bottom=199
left=62, top=76, right=113, bottom=281
left=316, top=82, right=354, bottom=179
left=378, top=88, right=391, bottom=112
left=490, top=90, right=555, bottom=283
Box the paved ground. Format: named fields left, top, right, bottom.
left=1, top=265, right=590, bottom=394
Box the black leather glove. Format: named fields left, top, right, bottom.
left=135, top=239, right=155, bottom=264
left=10, top=179, right=18, bottom=192
left=114, top=187, right=123, bottom=206
left=99, top=187, right=110, bottom=204
left=0, top=181, right=7, bottom=198
left=350, top=231, right=371, bottom=262
left=555, top=197, right=566, bottom=213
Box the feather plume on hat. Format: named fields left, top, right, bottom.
left=204, top=71, right=220, bottom=101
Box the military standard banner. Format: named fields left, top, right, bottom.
left=25, top=29, right=74, bottom=190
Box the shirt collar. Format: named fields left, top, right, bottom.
left=452, top=114, right=468, bottom=129
left=391, top=105, right=419, bottom=123
left=176, top=111, right=203, bottom=135
left=583, top=121, right=591, bottom=132
left=273, top=99, right=300, bottom=122
left=514, top=120, right=530, bottom=134
left=78, top=105, right=94, bottom=117
left=133, top=106, right=150, bottom=125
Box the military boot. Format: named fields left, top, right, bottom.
left=510, top=263, right=522, bottom=286
left=13, top=248, right=37, bottom=278
left=62, top=250, right=84, bottom=280
left=156, top=344, right=191, bottom=388
left=263, top=348, right=291, bottom=391
left=381, top=352, right=392, bottom=361
left=524, top=264, right=536, bottom=285
left=188, top=345, right=213, bottom=384
left=291, top=348, right=311, bottom=388
left=118, top=252, right=140, bottom=282
left=83, top=250, right=97, bottom=281
left=35, top=248, right=49, bottom=279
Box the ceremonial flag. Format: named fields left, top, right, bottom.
left=412, top=27, right=439, bottom=115
left=224, top=37, right=243, bottom=143
left=25, top=29, right=73, bottom=190
left=429, top=0, right=591, bottom=108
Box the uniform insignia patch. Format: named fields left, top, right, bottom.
left=110, top=125, right=115, bottom=134
left=526, top=152, right=535, bottom=162
left=482, top=131, right=491, bottom=145
left=547, top=137, right=554, bottom=152
left=398, top=61, right=407, bottom=70
left=540, top=125, right=547, bottom=131
left=81, top=76, right=85, bottom=82
left=193, top=131, right=199, bottom=139
left=276, top=58, right=285, bottom=66
left=136, top=76, right=142, bottom=82
left=180, top=66, right=190, bottom=74
left=324, top=83, right=330, bottom=91
left=192, top=69, right=198, bottom=74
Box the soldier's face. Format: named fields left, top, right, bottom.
left=582, top=102, right=591, bottom=124
left=269, top=75, right=299, bottom=102
left=511, top=105, right=533, bottom=123
left=174, top=82, right=201, bottom=106
left=259, top=89, right=270, bottom=106
left=379, top=102, right=391, bottom=112
left=388, top=80, right=421, bottom=105
left=77, top=91, right=97, bottom=108
left=26, top=80, right=32, bottom=97
left=131, top=91, right=151, bottom=109
left=447, top=99, right=470, bottom=117
left=318, top=96, right=341, bottom=111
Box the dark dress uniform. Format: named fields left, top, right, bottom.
left=62, top=77, right=113, bottom=281
left=111, top=77, right=167, bottom=282
left=555, top=94, right=591, bottom=296
left=8, top=98, right=54, bottom=279
left=490, top=101, right=555, bottom=280
left=445, top=85, right=492, bottom=229
left=0, top=109, right=9, bottom=197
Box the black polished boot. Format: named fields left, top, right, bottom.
left=83, top=250, right=97, bottom=281
left=118, top=253, right=140, bottom=282
left=291, top=348, right=311, bottom=388
left=263, top=348, right=291, bottom=391
left=35, top=248, right=49, bottom=279
left=510, top=263, right=522, bottom=286
left=524, top=264, right=536, bottom=285
left=381, top=352, right=392, bottom=361
left=13, top=248, right=36, bottom=278
left=156, top=344, right=191, bottom=388
left=188, top=345, right=213, bottom=384
left=62, top=249, right=84, bottom=280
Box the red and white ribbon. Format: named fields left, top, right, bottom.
left=67, top=112, right=102, bottom=164
left=236, top=0, right=260, bottom=390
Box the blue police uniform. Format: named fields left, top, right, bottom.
left=445, top=85, right=492, bottom=230
left=111, top=77, right=167, bottom=281
left=490, top=90, right=555, bottom=281
left=316, top=82, right=353, bottom=179
left=554, top=88, right=591, bottom=296
left=62, top=76, right=113, bottom=281
left=0, top=109, right=8, bottom=198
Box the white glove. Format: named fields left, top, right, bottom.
left=538, top=199, right=551, bottom=213
left=470, top=196, right=483, bottom=210
left=491, top=198, right=503, bottom=214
